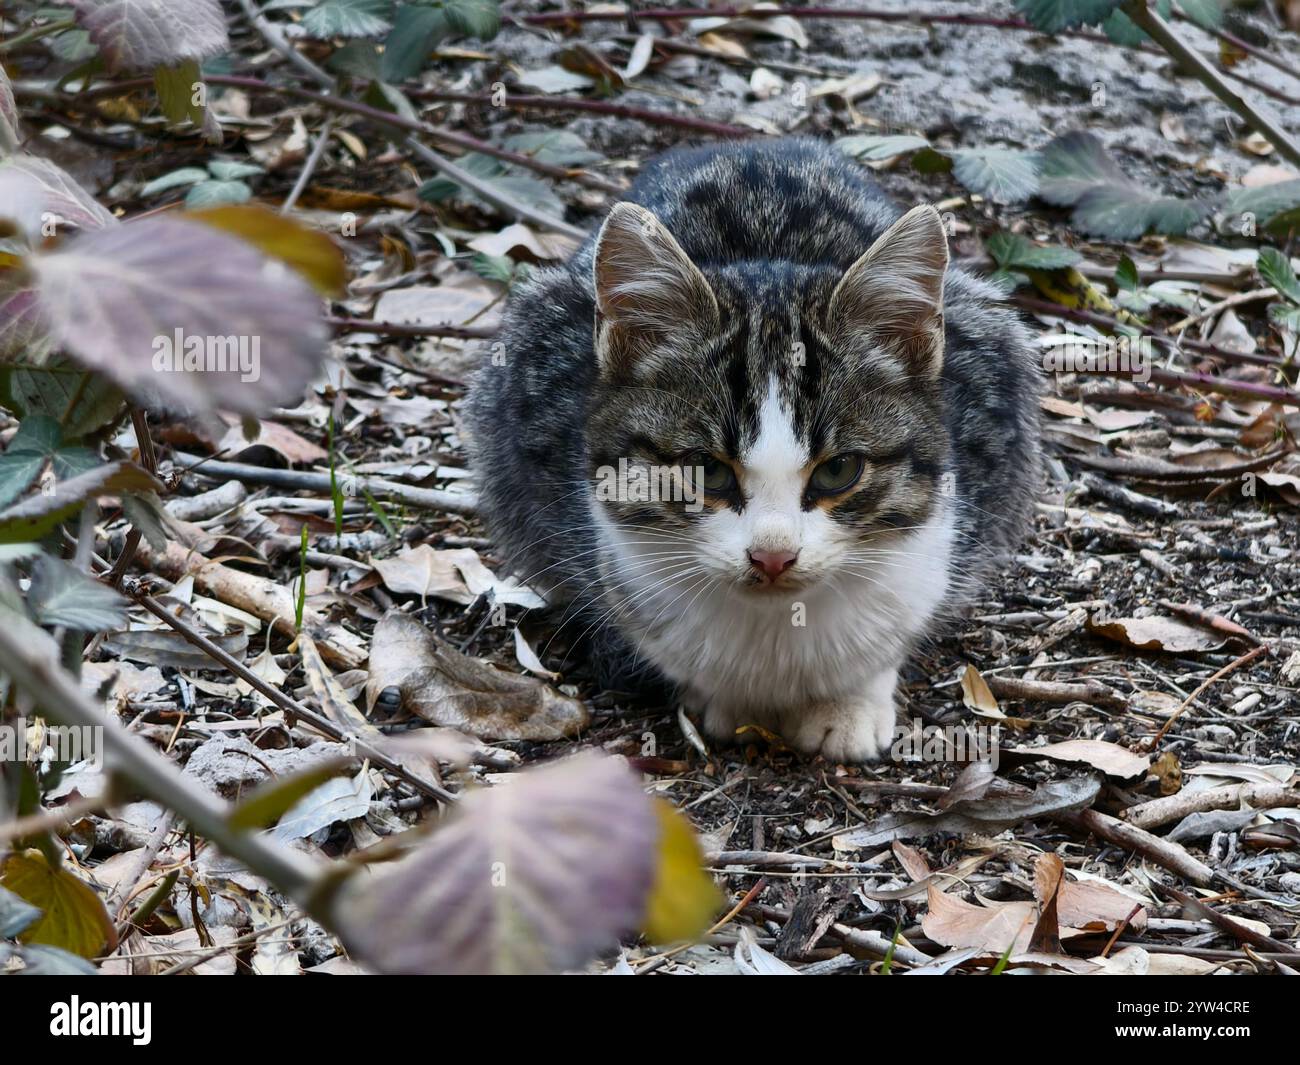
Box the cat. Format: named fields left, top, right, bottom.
left=464, top=137, right=1041, bottom=762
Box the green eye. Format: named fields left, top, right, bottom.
left=692, top=454, right=737, bottom=494
left=810, top=453, right=864, bottom=494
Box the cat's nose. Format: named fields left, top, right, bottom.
left=747, top=549, right=798, bottom=581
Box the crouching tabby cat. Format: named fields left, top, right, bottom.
left=465, top=138, right=1041, bottom=762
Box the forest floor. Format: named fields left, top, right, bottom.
left=12, top=1, right=1300, bottom=974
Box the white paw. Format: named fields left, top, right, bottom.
left=788, top=697, right=897, bottom=763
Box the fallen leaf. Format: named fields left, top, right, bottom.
left=1011, top=739, right=1150, bottom=780
left=1087, top=613, right=1227, bottom=653
left=922, top=883, right=1036, bottom=955
left=959, top=664, right=1004, bottom=718
left=364, top=609, right=587, bottom=741
left=373, top=545, right=544, bottom=608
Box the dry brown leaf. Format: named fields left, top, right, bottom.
left=922, top=884, right=1036, bottom=955
left=364, top=610, right=588, bottom=741
left=959, top=664, right=1003, bottom=718
left=891, top=841, right=931, bottom=882
left=1012, top=739, right=1151, bottom=780
left=1086, top=613, right=1227, bottom=653
left=467, top=223, right=579, bottom=262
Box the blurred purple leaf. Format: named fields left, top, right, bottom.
left=0, top=155, right=117, bottom=241
left=69, top=0, right=229, bottom=73
left=338, top=751, right=660, bottom=974
left=29, top=215, right=329, bottom=414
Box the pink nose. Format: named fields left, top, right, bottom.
left=748, top=549, right=798, bottom=581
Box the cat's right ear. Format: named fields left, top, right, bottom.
left=592, top=202, right=719, bottom=378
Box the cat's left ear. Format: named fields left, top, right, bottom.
left=827, top=204, right=948, bottom=378
left=592, top=202, right=719, bottom=378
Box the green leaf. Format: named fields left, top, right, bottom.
left=417, top=152, right=565, bottom=219
left=1179, top=0, right=1221, bottom=29
left=1038, top=131, right=1206, bottom=239
left=185, top=179, right=252, bottom=208
left=153, top=59, right=207, bottom=128
left=442, top=0, right=501, bottom=40
left=1101, top=2, right=1171, bottom=46
left=471, top=251, right=515, bottom=284
left=1223, top=180, right=1300, bottom=227
left=949, top=148, right=1039, bottom=204
left=139, top=167, right=210, bottom=198
left=380, top=4, right=450, bottom=82
left=327, top=38, right=383, bottom=79
left=0, top=360, right=124, bottom=437
left=0, top=461, right=162, bottom=544
left=1014, top=0, right=1121, bottom=33
left=302, top=0, right=394, bottom=38
left=120, top=491, right=169, bottom=551
left=986, top=231, right=1080, bottom=271
left=208, top=160, right=264, bottom=181
left=0, top=849, right=116, bottom=959
left=227, top=758, right=353, bottom=831
left=11, top=943, right=100, bottom=974
left=28, top=555, right=128, bottom=631
left=1115, top=255, right=1139, bottom=291
left=503, top=130, right=603, bottom=167
left=835, top=133, right=930, bottom=163
left=1258, top=247, right=1300, bottom=305
left=0, top=415, right=98, bottom=509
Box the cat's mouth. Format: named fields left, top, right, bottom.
left=739, top=569, right=811, bottom=594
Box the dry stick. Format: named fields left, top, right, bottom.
left=1122, top=0, right=1300, bottom=171
left=981, top=673, right=1130, bottom=712
left=1168, top=287, right=1277, bottom=334
left=1144, top=643, right=1270, bottom=752
left=0, top=616, right=321, bottom=901
left=169, top=450, right=478, bottom=517
left=411, top=88, right=752, bottom=139
left=108, top=810, right=177, bottom=924
left=231, top=0, right=592, bottom=234
left=280, top=114, right=334, bottom=215
left=1053, top=807, right=1215, bottom=887
left=1163, top=884, right=1300, bottom=956
left=1012, top=295, right=1289, bottom=371
left=326, top=314, right=497, bottom=342
left=830, top=923, right=932, bottom=967
left=107, top=407, right=157, bottom=587
left=1173, top=9, right=1300, bottom=89
left=127, top=588, right=456, bottom=805
left=129, top=538, right=368, bottom=670
left=1123, top=782, right=1300, bottom=831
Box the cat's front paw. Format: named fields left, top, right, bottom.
left=789, top=689, right=899, bottom=764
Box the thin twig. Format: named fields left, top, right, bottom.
left=1144, top=643, right=1271, bottom=752
left=281, top=115, right=334, bottom=214
left=125, top=587, right=456, bottom=805
left=1121, top=0, right=1300, bottom=171
left=107, top=407, right=158, bottom=588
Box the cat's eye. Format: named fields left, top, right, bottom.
left=689, top=454, right=737, bottom=494
left=809, top=453, right=865, bottom=495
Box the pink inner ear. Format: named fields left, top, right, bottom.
left=827, top=206, right=948, bottom=376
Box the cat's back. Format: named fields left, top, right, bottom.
left=577, top=137, right=898, bottom=271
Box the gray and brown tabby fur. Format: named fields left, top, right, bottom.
left=465, top=137, right=1041, bottom=761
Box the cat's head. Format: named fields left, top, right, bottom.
left=585, top=200, right=950, bottom=596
